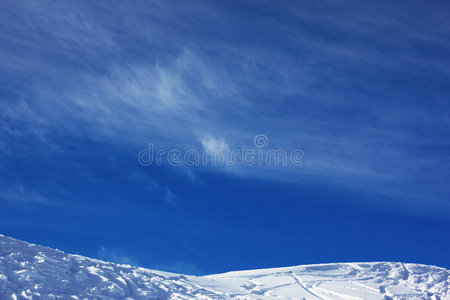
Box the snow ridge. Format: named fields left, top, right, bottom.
left=0, top=234, right=448, bottom=299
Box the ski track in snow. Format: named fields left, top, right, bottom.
left=0, top=234, right=449, bottom=299
left=288, top=271, right=324, bottom=299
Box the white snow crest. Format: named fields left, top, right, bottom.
left=0, top=234, right=449, bottom=299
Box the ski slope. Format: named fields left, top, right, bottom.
left=0, top=234, right=448, bottom=299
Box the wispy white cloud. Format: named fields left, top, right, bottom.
left=164, top=188, right=176, bottom=206
left=0, top=184, right=51, bottom=205
left=0, top=0, right=449, bottom=217
left=199, top=136, right=230, bottom=154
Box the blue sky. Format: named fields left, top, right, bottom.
left=0, top=0, right=449, bottom=274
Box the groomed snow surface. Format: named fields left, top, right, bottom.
left=0, top=234, right=448, bottom=299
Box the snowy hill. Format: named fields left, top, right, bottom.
left=0, top=234, right=448, bottom=299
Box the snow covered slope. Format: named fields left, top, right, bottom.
left=0, top=234, right=448, bottom=299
